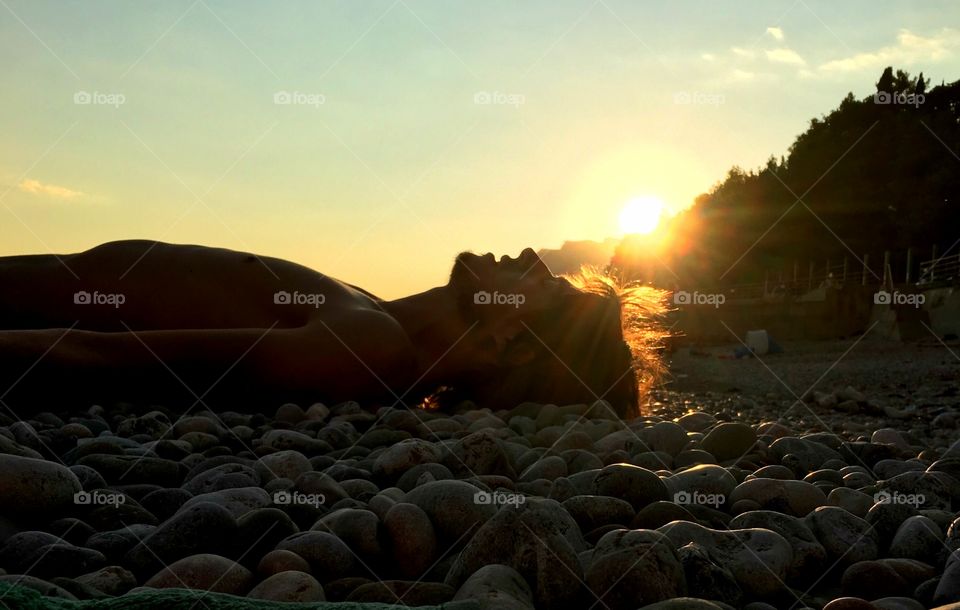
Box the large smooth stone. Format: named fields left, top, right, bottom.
left=254, top=450, right=313, bottom=483
left=805, top=507, right=880, bottom=567
left=642, top=421, right=690, bottom=456
left=934, top=551, right=960, bottom=606
left=246, top=570, right=325, bottom=602
left=76, top=454, right=181, bottom=487
left=453, top=564, right=534, bottom=610
left=0, top=455, right=82, bottom=518
left=312, top=508, right=383, bottom=565
left=730, top=510, right=827, bottom=583
left=657, top=521, right=793, bottom=598
left=75, top=565, right=137, bottom=596
left=585, top=529, right=686, bottom=609
left=667, top=464, right=738, bottom=502
left=445, top=430, right=517, bottom=479
left=729, top=478, right=827, bottom=517
left=889, top=515, right=944, bottom=562
left=179, top=487, right=271, bottom=519
left=144, top=553, right=252, bottom=595
left=769, top=437, right=843, bottom=472
left=592, top=463, right=670, bottom=510
left=125, top=501, right=237, bottom=577
left=445, top=498, right=586, bottom=610
left=373, top=439, right=442, bottom=481
left=384, top=502, right=438, bottom=580
left=701, top=423, right=757, bottom=462
left=403, top=480, right=497, bottom=544
left=562, top=495, right=635, bottom=532
left=677, top=542, right=741, bottom=607
left=274, top=531, right=357, bottom=581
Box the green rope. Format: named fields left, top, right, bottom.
left=0, top=583, right=481, bottom=610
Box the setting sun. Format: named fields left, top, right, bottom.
left=619, top=196, right=665, bottom=235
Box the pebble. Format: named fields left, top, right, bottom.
left=700, top=423, right=757, bottom=462
left=3, top=392, right=957, bottom=610
left=404, top=480, right=497, bottom=543
left=74, top=566, right=137, bottom=596
left=677, top=542, right=741, bottom=607
left=446, top=430, right=517, bottom=479
left=934, top=551, right=960, bottom=606
left=667, top=464, right=738, bottom=500
left=372, top=438, right=442, bottom=481
left=729, top=510, right=827, bottom=583
left=246, top=570, right=325, bottom=602
left=842, top=560, right=910, bottom=598
left=888, top=515, right=944, bottom=562
left=677, top=412, right=717, bottom=432
left=562, top=495, right=635, bottom=532
left=453, top=564, right=534, bottom=610
left=658, top=521, right=793, bottom=597
left=312, top=508, right=383, bottom=565
left=144, top=553, right=252, bottom=595
left=274, top=531, right=357, bottom=581
left=0, top=455, right=83, bottom=518
left=729, top=477, right=827, bottom=516
left=446, top=498, right=586, bottom=610
left=806, top=506, right=880, bottom=567
left=383, top=502, right=438, bottom=580
left=585, top=529, right=686, bottom=609
left=254, top=450, right=313, bottom=482
left=592, top=463, right=670, bottom=510
left=178, top=486, right=271, bottom=519
left=256, top=549, right=311, bottom=577
left=125, top=501, right=237, bottom=577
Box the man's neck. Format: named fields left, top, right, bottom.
left=382, top=286, right=479, bottom=387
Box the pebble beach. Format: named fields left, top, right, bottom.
left=1, top=340, right=959, bottom=610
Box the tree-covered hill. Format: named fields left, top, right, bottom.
left=624, top=67, right=960, bottom=288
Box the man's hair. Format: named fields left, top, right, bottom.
left=564, top=266, right=669, bottom=408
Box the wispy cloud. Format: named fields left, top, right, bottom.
left=766, top=48, right=806, bottom=66
left=766, top=27, right=784, bottom=41
left=18, top=178, right=84, bottom=200
left=819, top=28, right=960, bottom=73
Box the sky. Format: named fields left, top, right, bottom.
left=2, top=1, right=960, bottom=298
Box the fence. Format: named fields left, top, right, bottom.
left=717, top=246, right=957, bottom=301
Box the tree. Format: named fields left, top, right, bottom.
left=876, top=66, right=895, bottom=92
left=642, top=66, right=960, bottom=286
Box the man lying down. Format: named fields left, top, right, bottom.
left=0, top=241, right=662, bottom=417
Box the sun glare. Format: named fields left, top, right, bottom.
left=619, top=196, right=664, bottom=235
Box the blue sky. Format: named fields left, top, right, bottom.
left=2, top=1, right=959, bottom=297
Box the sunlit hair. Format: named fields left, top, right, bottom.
left=563, top=266, right=670, bottom=408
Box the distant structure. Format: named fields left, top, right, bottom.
left=537, top=238, right=619, bottom=275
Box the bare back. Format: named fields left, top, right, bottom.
left=0, top=240, right=382, bottom=331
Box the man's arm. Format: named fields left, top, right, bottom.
left=0, top=311, right=416, bottom=411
